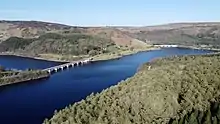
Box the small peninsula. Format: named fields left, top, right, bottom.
left=0, top=66, right=49, bottom=87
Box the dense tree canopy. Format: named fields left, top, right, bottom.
left=44, top=53, right=220, bottom=124
left=0, top=70, right=49, bottom=86
left=0, top=33, right=117, bottom=56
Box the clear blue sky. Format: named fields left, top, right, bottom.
left=0, top=0, right=219, bottom=26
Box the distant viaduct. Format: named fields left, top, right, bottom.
left=43, top=58, right=92, bottom=74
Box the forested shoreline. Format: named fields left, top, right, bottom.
left=44, top=53, right=220, bottom=124
left=0, top=67, right=49, bottom=87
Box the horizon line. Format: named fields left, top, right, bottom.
left=0, top=19, right=220, bottom=27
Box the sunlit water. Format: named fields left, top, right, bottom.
left=0, top=48, right=213, bottom=124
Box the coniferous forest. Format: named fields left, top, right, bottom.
left=44, top=53, right=220, bottom=124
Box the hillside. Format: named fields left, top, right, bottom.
left=1, top=21, right=220, bottom=48
left=1, top=21, right=220, bottom=60
left=0, top=33, right=116, bottom=55
left=0, top=21, right=145, bottom=47
left=0, top=21, right=151, bottom=61
left=0, top=21, right=71, bottom=40
left=119, top=22, right=220, bottom=47
left=44, top=53, right=220, bottom=124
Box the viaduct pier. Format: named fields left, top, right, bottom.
left=43, top=58, right=92, bottom=74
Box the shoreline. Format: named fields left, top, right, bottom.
left=173, top=45, right=220, bottom=51
left=0, top=47, right=159, bottom=63
left=0, top=47, right=216, bottom=88
left=0, top=70, right=50, bottom=87
left=0, top=46, right=217, bottom=64
left=0, top=74, right=50, bottom=87
left=0, top=52, right=68, bottom=63
left=152, top=44, right=220, bottom=51
left=91, top=47, right=160, bottom=61
left=0, top=47, right=159, bottom=89
left=44, top=49, right=220, bottom=124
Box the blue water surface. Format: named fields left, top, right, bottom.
left=0, top=48, right=213, bottom=124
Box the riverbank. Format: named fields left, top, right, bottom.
left=0, top=46, right=158, bottom=63
left=178, top=45, right=220, bottom=51
left=0, top=70, right=50, bottom=87
left=92, top=47, right=159, bottom=61
left=44, top=52, right=220, bottom=124
left=0, top=52, right=68, bottom=63
left=152, top=44, right=220, bottom=52
left=37, top=46, right=159, bottom=62
left=0, top=48, right=213, bottom=124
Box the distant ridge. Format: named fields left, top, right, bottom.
left=0, top=20, right=220, bottom=51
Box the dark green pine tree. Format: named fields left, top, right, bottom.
left=183, top=114, right=189, bottom=124
left=188, top=113, right=198, bottom=124
left=170, top=119, right=178, bottom=124
left=178, top=116, right=185, bottom=124
left=212, top=116, right=218, bottom=124
left=203, top=110, right=212, bottom=124
left=216, top=105, right=220, bottom=121
left=197, top=111, right=204, bottom=124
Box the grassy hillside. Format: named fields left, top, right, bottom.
left=0, top=21, right=146, bottom=48
left=2, top=21, right=220, bottom=48
left=0, top=21, right=151, bottom=61
left=120, top=23, right=220, bottom=47
left=0, top=21, right=71, bottom=40
left=44, top=53, right=220, bottom=124
left=2, top=21, right=220, bottom=57
left=2, top=21, right=220, bottom=60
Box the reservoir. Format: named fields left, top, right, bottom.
left=0, top=48, right=214, bottom=124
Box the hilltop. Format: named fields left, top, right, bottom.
left=0, top=21, right=70, bottom=40
left=44, top=53, right=220, bottom=124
